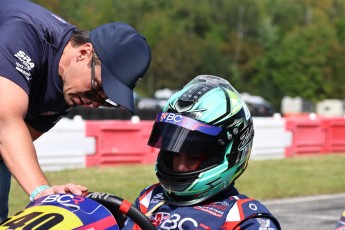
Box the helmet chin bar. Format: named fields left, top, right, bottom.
left=163, top=178, right=229, bottom=207
left=156, top=148, right=234, bottom=206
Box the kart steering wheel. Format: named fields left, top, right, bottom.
left=85, top=192, right=156, bottom=230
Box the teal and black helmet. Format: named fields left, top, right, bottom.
left=147, top=75, right=254, bottom=206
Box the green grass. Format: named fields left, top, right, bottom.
left=9, top=153, right=345, bottom=216
left=236, top=153, right=345, bottom=199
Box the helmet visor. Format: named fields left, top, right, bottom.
left=148, top=112, right=224, bottom=155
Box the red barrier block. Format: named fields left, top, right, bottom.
left=285, top=118, right=327, bottom=157
left=323, top=118, right=345, bottom=153
left=85, top=120, right=158, bottom=167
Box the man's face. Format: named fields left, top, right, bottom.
left=62, top=54, right=107, bottom=108
left=172, top=152, right=203, bottom=172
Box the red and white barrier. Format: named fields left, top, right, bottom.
left=33, top=116, right=345, bottom=171
left=251, top=117, right=292, bottom=160
left=34, top=116, right=95, bottom=171
left=85, top=120, right=157, bottom=166
left=285, top=117, right=345, bottom=157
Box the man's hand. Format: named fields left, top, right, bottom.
left=34, top=183, right=88, bottom=200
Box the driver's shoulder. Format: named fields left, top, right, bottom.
left=138, top=183, right=163, bottom=200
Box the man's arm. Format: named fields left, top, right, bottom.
left=0, top=77, right=87, bottom=200
left=27, top=125, right=43, bottom=141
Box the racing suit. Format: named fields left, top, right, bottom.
left=123, top=183, right=281, bottom=230
left=0, top=0, right=77, bottom=221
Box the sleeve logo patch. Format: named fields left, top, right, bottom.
left=14, top=50, right=35, bottom=81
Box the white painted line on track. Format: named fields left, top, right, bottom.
left=262, top=193, right=345, bottom=205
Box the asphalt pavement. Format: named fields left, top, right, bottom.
left=262, top=193, right=345, bottom=230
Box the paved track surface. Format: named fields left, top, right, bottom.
left=262, top=193, right=345, bottom=230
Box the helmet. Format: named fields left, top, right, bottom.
left=148, top=75, right=254, bottom=206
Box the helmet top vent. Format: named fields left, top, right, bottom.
left=176, top=84, right=213, bottom=111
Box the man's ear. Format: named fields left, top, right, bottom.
left=76, top=43, right=93, bottom=62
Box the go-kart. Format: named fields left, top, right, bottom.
left=0, top=192, right=156, bottom=230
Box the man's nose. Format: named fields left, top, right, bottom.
left=175, top=154, right=192, bottom=172
left=176, top=163, right=190, bottom=172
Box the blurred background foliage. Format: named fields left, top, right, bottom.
left=32, top=0, right=345, bottom=110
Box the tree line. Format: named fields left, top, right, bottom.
left=33, top=0, right=345, bottom=110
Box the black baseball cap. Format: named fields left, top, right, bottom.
left=90, top=22, right=151, bottom=112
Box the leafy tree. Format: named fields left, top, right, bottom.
left=31, top=0, right=345, bottom=111
left=142, top=34, right=204, bottom=95
left=254, top=21, right=338, bottom=108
